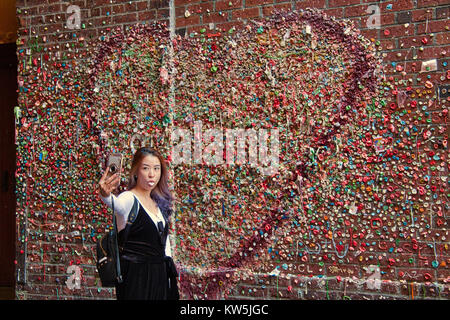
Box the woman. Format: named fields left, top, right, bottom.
left=98, top=147, right=179, bottom=300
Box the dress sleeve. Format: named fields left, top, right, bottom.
left=100, top=191, right=135, bottom=231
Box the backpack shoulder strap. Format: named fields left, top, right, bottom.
left=111, top=196, right=122, bottom=283
left=119, top=196, right=139, bottom=251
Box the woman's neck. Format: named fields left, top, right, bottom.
left=132, top=187, right=152, bottom=200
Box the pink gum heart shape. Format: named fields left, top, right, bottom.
left=87, top=8, right=381, bottom=299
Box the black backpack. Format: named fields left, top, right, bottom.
left=96, top=196, right=139, bottom=287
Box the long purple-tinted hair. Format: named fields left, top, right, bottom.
left=127, top=147, right=174, bottom=217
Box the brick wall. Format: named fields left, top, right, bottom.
left=14, top=0, right=448, bottom=300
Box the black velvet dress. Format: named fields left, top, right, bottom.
left=115, top=203, right=178, bottom=300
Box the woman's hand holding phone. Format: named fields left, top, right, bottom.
left=99, top=166, right=120, bottom=198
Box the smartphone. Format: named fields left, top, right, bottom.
left=106, top=153, right=123, bottom=178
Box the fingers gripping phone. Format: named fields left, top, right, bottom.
left=106, top=153, right=123, bottom=179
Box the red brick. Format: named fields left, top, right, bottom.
left=262, top=3, right=292, bottom=16
left=124, top=1, right=138, bottom=12
left=100, top=5, right=113, bottom=16
left=398, top=35, right=423, bottom=49
left=295, top=0, right=325, bottom=10
left=323, top=7, right=344, bottom=19
left=360, top=12, right=395, bottom=27
left=381, top=266, right=398, bottom=280
left=416, top=20, right=450, bottom=34
left=111, top=4, right=126, bottom=14
left=329, top=0, right=360, bottom=8
left=381, top=13, right=396, bottom=25
left=176, top=14, right=200, bottom=28
left=138, top=10, right=156, bottom=22
left=416, top=45, right=450, bottom=60
left=136, top=1, right=149, bottom=11
left=93, top=0, right=111, bottom=5
left=436, top=6, right=449, bottom=19
left=344, top=4, right=369, bottom=18
left=27, top=0, right=47, bottom=5
left=381, top=24, right=415, bottom=38
left=246, top=0, right=274, bottom=7
left=158, top=0, right=170, bottom=8
left=380, top=281, right=400, bottom=294
left=304, top=290, right=328, bottom=299
left=67, top=0, right=87, bottom=7
left=232, top=7, right=260, bottom=20
left=21, top=6, right=39, bottom=15
left=267, top=285, right=304, bottom=299
left=156, top=8, right=170, bottom=19
left=175, top=6, right=186, bottom=17
left=435, top=32, right=450, bottom=45
left=38, top=22, right=64, bottom=34
left=185, top=24, right=209, bottom=34
left=187, top=2, right=214, bottom=15
left=389, top=0, right=415, bottom=11
left=244, top=285, right=268, bottom=298
left=174, top=0, right=201, bottom=7
left=112, top=12, right=137, bottom=24
left=214, top=20, right=244, bottom=33
left=38, top=3, right=62, bottom=14
left=30, top=15, right=48, bottom=26
left=327, top=277, right=344, bottom=290
left=412, top=9, right=433, bottom=22
left=359, top=28, right=379, bottom=41
left=398, top=268, right=436, bottom=282
left=216, top=0, right=243, bottom=12
left=93, top=16, right=113, bottom=27
left=379, top=38, right=396, bottom=50
left=203, top=12, right=228, bottom=24
left=91, top=7, right=101, bottom=17
left=418, top=0, right=449, bottom=8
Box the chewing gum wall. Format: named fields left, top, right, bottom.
left=15, top=0, right=449, bottom=300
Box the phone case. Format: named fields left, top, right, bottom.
left=107, top=153, right=123, bottom=176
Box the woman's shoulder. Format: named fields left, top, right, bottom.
left=117, top=190, right=136, bottom=202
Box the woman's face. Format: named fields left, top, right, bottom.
left=135, top=154, right=161, bottom=192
